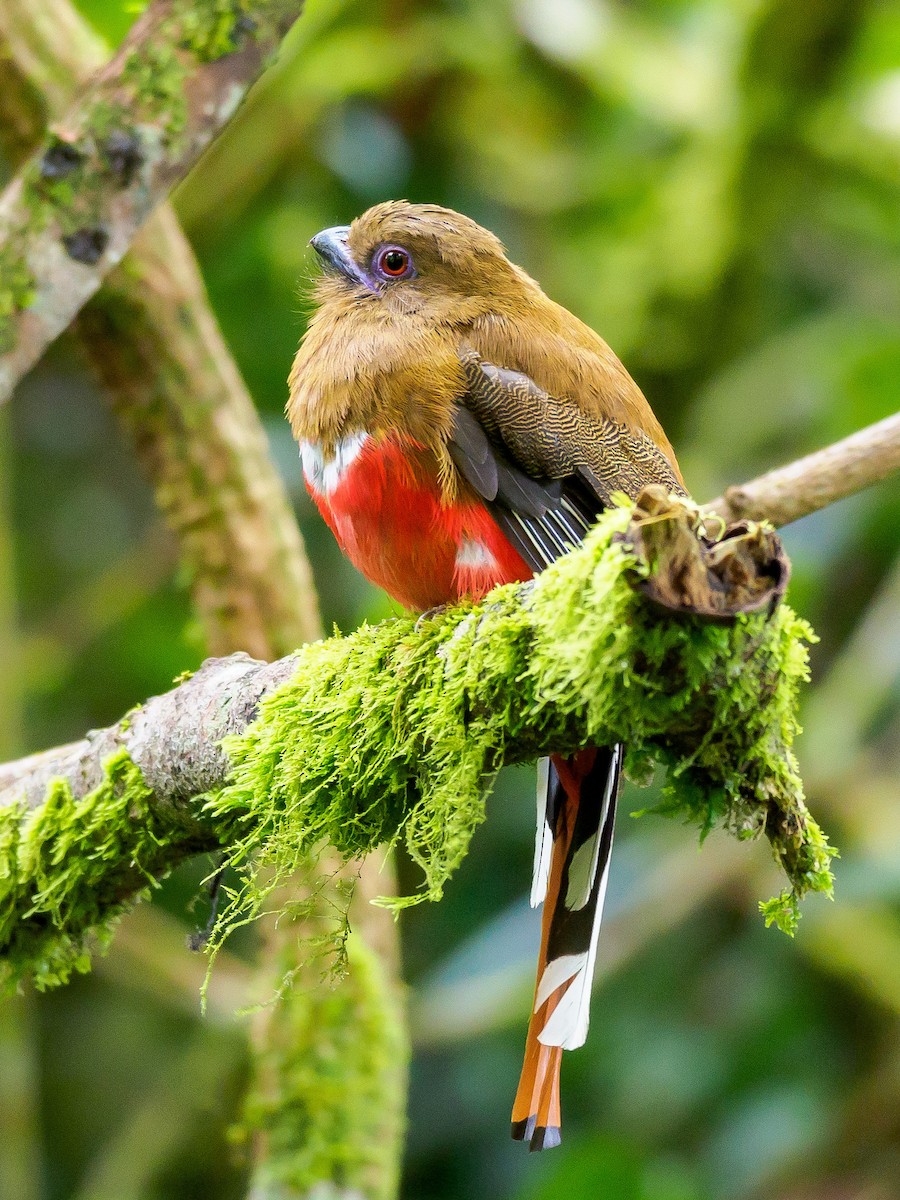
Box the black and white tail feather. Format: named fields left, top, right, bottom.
left=531, top=747, right=621, bottom=1052
left=511, top=745, right=622, bottom=1150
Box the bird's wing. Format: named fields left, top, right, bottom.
left=448, top=403, right=595, bottom=571
left=447, top=346, right=683, bottom=573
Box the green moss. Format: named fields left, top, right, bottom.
left=175, top=0, right=251, bottom=62
left=0, top=250, right=36, bottom=353
left=240, top=934, right=407, bottom=1200
left=205, top=508, right=833, bottom=959
left=0, top=747, right=196, bottom=993
left=1, top=510, right=834, bottom=992
left=524, top=511, right=832, bottom=937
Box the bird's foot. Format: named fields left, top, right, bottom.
left=414, top=604, right=448, bottom=631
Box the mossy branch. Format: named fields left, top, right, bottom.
left=0, top=0, right=306, bottom=402
left=0, top=1, right=321, bottom=658
left=0, top=502, right=835, bottom=995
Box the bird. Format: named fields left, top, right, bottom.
left=288, top=201, right=685, bottom=1151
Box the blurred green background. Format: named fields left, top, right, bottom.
left=2, top=0, right=899, bottom=1197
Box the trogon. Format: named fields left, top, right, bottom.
left=288, top=201, right=685, bottom=1151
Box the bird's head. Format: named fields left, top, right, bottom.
left=309, top=201, right=530, bottom=314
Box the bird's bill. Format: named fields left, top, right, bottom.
left=309, top=225, right=370, bottom=287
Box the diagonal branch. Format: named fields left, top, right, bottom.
left=709, top=411, right=900, bottom=526
left=0, top=0, right=306, bottom=404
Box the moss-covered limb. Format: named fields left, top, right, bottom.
left=0, top=652, right=297, bottom=990
left=1, top=0, right=320, bottom=678
left=0, top=0, right=306, bottom=398
left=243, top=927, right=408, bottom=1200
left=209, top=505, right=832, bottom=934
left=0, top=507, right=834, bottom=994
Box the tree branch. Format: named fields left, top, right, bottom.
left=80, top=202, right=323, bottom=656
left=0, top=0, right=320, bottom=660
left=709, top=411, right=900, bottom=527
left=0, top=501, right=835, bottom=994
left=0, top=0, right=305, bottom=404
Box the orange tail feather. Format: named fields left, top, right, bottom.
left=511, top=754, right=584, bottom=1150
left=511, top=1009, right=563, bottom=1150
left=512, top=747, right=620, bottom=1151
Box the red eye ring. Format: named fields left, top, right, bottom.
left=376, top=246, right=411, bottom=278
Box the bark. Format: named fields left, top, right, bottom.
left=710, top=411, right=900, bottom=527
left=0, top=651, right=295, bottom=817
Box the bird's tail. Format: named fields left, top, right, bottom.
left=511, top=744, right=621, bottom=1151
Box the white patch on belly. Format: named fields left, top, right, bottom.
left=300, top=433, right=369, bottom=496
left=455, top=538, right=497, bottom=570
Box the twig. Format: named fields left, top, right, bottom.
left=0, top=0, right=306, bottom=404
left=709, top=411, right=900, bottom=527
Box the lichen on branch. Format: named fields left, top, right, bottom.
left=0, top=0, right=306, bottom=399
left=0, top=502, right=834, bottom=994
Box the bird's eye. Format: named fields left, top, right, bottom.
left=375, top=246, right=412, bottom=279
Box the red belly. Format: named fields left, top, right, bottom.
left=305, top=436, right=531, bottom=611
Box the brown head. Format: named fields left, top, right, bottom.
left=288, top=201, right=537, bottom=452
left=305, top=200, right=535, bottom=319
